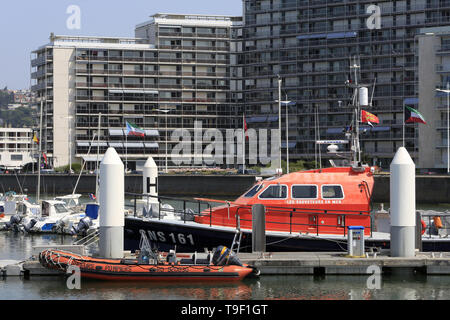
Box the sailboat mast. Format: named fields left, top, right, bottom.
left=37, top=99, right=43, bottom=203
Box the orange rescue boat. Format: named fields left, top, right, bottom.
left=39, top=247, right=258, bottom=282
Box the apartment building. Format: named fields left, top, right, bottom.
left=0, top=128, right=35, bottom=170
left=240, top=0, right=450, bottom=169
left=417, top=26, right=450, bottom=170
left=31, top=13, right=242, bottom=170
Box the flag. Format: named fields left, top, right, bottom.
left=405, top=106, right=427, bottom=124
left=89, top=193, right=97, bottom=201
left=126, top=122, right=145, bottom=137
left=33, top=133, right=39, bottom=145
left=42, top=152, right=48, bottom=166
left=361, top=110, right=380, bottom=126
left=243, top=115, right=249, bottom=140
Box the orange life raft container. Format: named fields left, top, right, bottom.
left=39, top=249, right=258, bottom=282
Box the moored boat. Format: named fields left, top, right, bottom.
left=39, top=246, right=258, bottom=282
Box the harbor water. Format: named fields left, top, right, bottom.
left=2, top=196, right=450, bottom=300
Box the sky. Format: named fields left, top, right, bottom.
left=0, top=0, right=243, bottom=90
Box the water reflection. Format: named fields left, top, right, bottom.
left=3, top=229, right=450, bottom=300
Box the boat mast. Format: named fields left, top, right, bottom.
left=37, top=99, right=43, bottom=203
left=347, top=56, right=364, bottom=166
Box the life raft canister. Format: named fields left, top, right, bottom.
left=421, top=219, right=427, bottom=235
left=434, top=216, right=443, bottom=229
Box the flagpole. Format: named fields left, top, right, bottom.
left=447, top=82, right=449, bottom=174
left=403, top=101, right=405, bottom=148
left=242, top=113, right=246, bottom=173
left=37, top=99, right=43, bottom=204
left=96, top=113, right=101, bottom=199
left=285, top=94, right=290, bottom=174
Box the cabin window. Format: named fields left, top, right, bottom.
left=243, top=184, right=264, bottom=198
left=54, top=204, right=68, bottom=213
left=321, top=185, right=344, bottom=199
left=292, top=185, right=318, bottom=199
left=259, top=185, right=288, bottom=199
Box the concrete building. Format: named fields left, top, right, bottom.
left=417, top=26, right=450, bottom=171
left=0, top=128, right=35, bottom=170
left=31, top=13, right=242, bottom=170
left=240, top=0, right=450, bottom=169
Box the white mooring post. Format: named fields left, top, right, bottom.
left=142, top=157, right=159, bottom=216
left=99, top=148, right=124, bottom=259
left=390, top=147, right=416, bottom=257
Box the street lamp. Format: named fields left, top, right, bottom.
left=436, top=82, right=450, bottom=174
left=156, top=108, right=171, bottom=173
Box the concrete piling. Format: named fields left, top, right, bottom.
left=390, top=147, right=416, bottom=257
left=142, top=157, right=159, bottom=217
left=99, top=148, right=124, bottom=259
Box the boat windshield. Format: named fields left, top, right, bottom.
left=243, top=184, right=264, bottom=198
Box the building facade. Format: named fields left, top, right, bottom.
left=240, top=0, right=450, bottom=169
left=31, top=13, right=242, bottom=170
left=0, top=128, right=35, bottom=170
left=417, top=26, right=450, bottom=170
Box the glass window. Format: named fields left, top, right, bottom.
left=54, top=204, right=68, bottom=213
left=322, top=185, right=344, bottom=199
left=243, top=184, right=264, bottom=198
left=292, top=185, right=317, bottom=199
left=259, top=185, right=287, bottom=199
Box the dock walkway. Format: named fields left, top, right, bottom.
left=238, top=251, right=450, bottom=275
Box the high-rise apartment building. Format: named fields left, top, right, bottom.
left=31, top=13, right=242, bottom=170
left=417, top=26, right=450, bottom=171
left=240, top=0, right=450, bottom=169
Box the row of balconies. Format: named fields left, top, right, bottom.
left=75, top=83, right=229, bottom=90
left=75, top=95, right=229, bottom=103
left=75, top=70, right=230, bottom=78
left=247, top=0, right=448, bottom=14
left=76, top=55, right=230, bottom=64
left=158, top=31, right=230, bottom=39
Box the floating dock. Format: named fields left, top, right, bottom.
left=3, top=250, right=450, bottom=278
left=238, top=251, right=450, bottom=275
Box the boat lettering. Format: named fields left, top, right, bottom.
left=145, top=230, right=194, bottom=245
left=103, top=265, right=132, bottom=273
left=286, top=200, right=342, bottom=205
left=168, top=266, right=189, bottom=273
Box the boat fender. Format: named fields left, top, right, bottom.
left=421, top=220, right=427, bottom=235
left=434, top=216, right=443, bottom=229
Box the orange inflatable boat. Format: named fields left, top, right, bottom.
left=39, top=247, right=258, bottom=282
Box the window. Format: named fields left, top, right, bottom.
left=321, top=185, right=344, bottom=199
left=243, top=184, right=264, bottom=198
left=10, top=154, right=23, bottom=161
left=54, top=204, right=68, bottom=213
left=259, top=184, right=287, bottom=199
left=292, top=185, right=317, bottom=199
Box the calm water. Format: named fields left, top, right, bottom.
left=2, top=232, right=450, bottom=300
left=2, top=195, right=450, bottom=300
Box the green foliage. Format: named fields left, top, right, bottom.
left=0, top=107, right=36, bottom=127
left=54, top=163, right=82, bottom=174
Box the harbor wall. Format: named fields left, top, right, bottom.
left=0, top=174, right=449, bottom=203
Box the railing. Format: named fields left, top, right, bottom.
left=420, top=212, right=450, bottom=239
left=125, top=192, right=372, bottom=237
